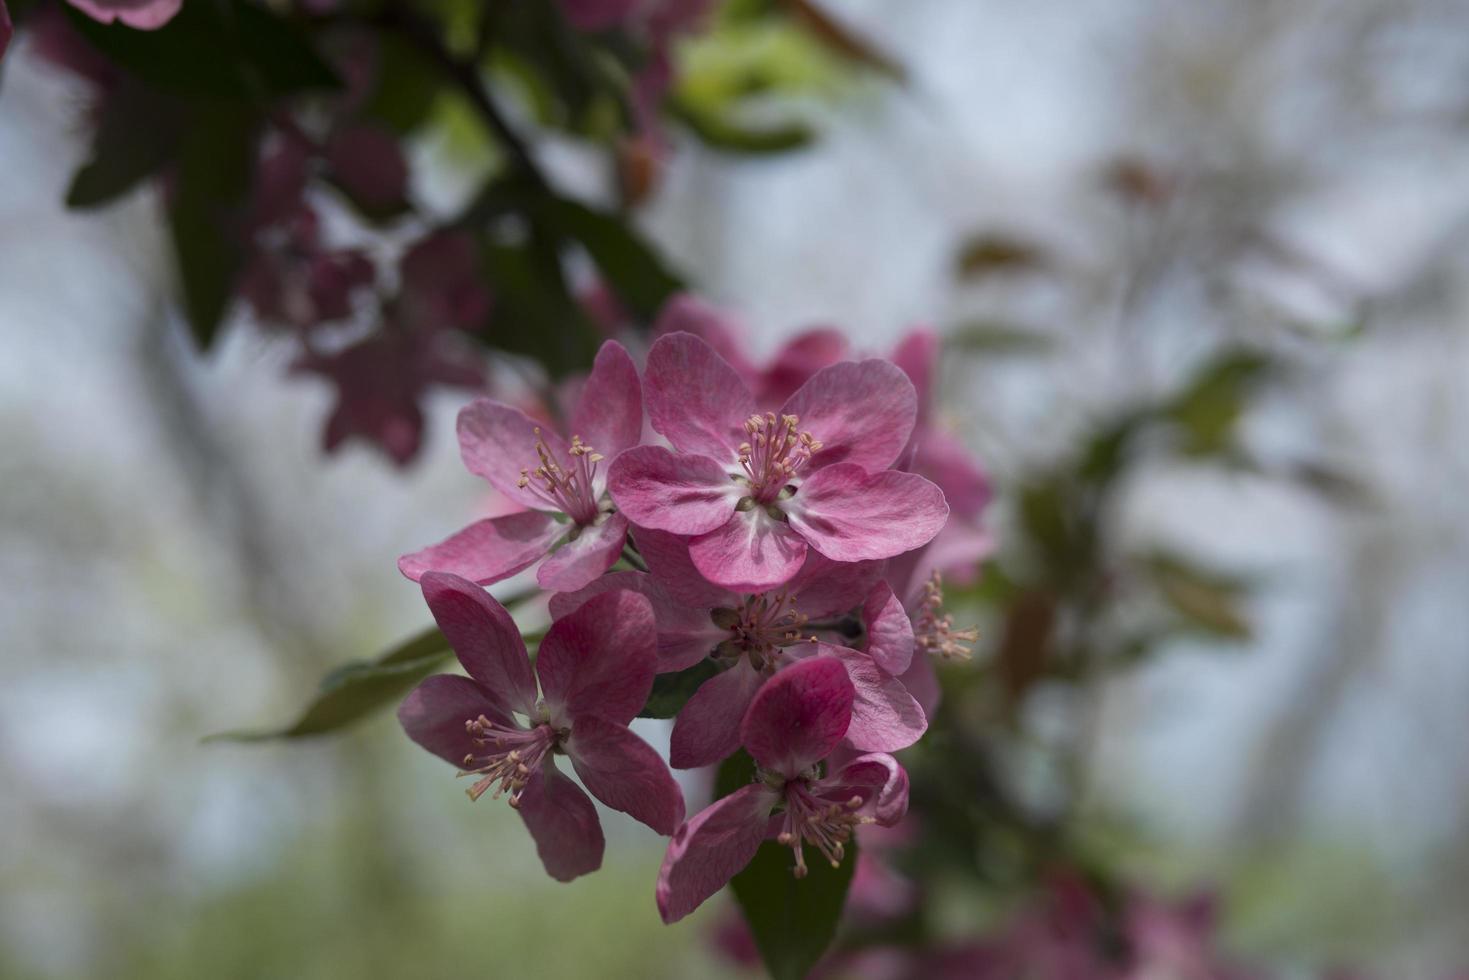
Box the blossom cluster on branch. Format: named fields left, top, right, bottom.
left=395, top=305, right=991, bottom=923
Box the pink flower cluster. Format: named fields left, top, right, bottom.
left=396, top=298, right=990, bottom=921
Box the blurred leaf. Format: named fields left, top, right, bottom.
left=1018, top=479, right=1073, bottom=563
left=64, top=0, right=337, bottom=100
left=168, top=107, right=257, bottom=350
left=542, top=198, right=683, bottom=318
left=716, top=749, right=759, bottom=798
left=481, top=236, right=602, bottom=378
left=948, top=321, right=1055, bottom=356
left=1165, top=350, right=1273, bottom=456
left=954, top=233, right=1048, bottom=279
left=667, top=97, right=814, bottom=154
left=66, top=84, right=185, bottom=209
left=206, top=627, right=451, bottom=742
left=363, top=34, right=444, bottom=134
left=783, top=0, right=905, bottom=80
left=1144, top=551, right=1253, bottom=640
left=639, top=659, right=722, bottom=719
left=993, top=590, right=1058, bottom=705
left=496, top=0, right=609, bottom=129
left=1077, top=410, right=1151, bottom=484
left=730, top=837, right=857, bottom=980
left=1287, top=460, right=1376, bottom=509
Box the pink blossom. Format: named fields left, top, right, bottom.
left=66, top=0, right=181, bottom=30
left=292, top=324, right=483, bottom=467
left=552, top=527, right=925, bottom=768
left=400, top=340, right=642, bottom=591
left=891, top=328, right=992, bottom=524
left=399, top=574, right=685, bottom=881
left=608, top=332, right=948, bottom=592
left=396, top=230, right=492, bottom=330
left=0, top=2, right=11, bottom=63
left=656, top=658, right=909, bottom=923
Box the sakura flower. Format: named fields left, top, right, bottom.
left=656, top=657, right=908, bottom=923
left=398, top=574, right=684, bottom=882
left=608, top=332, right=948, bottom=592
left=552, top=527, right=924, bottom=767
left=400, top=340, right=641, bottom=592
left=67, top=0, right=181, bottom=30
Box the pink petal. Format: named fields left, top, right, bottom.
left=786, top=465, right=948, bottom=562
left=689, top=510, right=809, bottom=594
left=644, top=332, right=754, bottom=459
left=325, top=123, right=409, bottom=213
left=755, top=328, right=849, bottom=408
left=536, top=511, right=628, bottom=593
left=516, top=760, right=605, bottom=882
left=656, top=783, right=779, bottom=923
left=821, top=644, right=927, bottom=754
left=397, top=674, right=512, bottom=767
left=566, top=714, right=686, bottom=835
left=607, top=446, right=743, bottom=535
left=884, top=521, right=995, bottom=607
left=653, top=293, right=758, bottom=382
left=549, top=570, right=721, bottom=672
left=570, top=340, right=644, bottom=460
left=912, top=427, right=992, bottom=523
left=458, top=399, right=569, bottom=511
left=740, top=657, right=854, bottom=777
left=633, top=526, right=739, bottom=611
left=826, top=752, right=909, bottom=826
left=786, top=552, right=884, bottom=619
left=896, top=650, right=942, bottom=719
left=780, top=359, right=916, bottom=473
left=397, top=512, right=560, bottom=585
left=537, top=589, right=657, bottom=727
left=861, top=582, right=915, bottom=675
left=419, top=572, right=537, bottom=717
left=67, top=0, right=181, bottom=29
left=890, top=328, right=940, bottom=417
left=1, top=3, right=12, bottom=62
left=669, top=661, right=763, bottom=769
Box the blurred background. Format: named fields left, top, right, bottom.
left=2, top=0, right=1468, bottom=977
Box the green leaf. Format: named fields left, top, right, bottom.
left=480, top=236, right=602, bottom=379
left=1144, top=551, right=1253, bottom=640
left=362, top=34, right=444, bottom=135
left=205, top=627, right=451, bottom=742
left=639, top=659, right=722, bottom=719
left=1165, top=350, right=1273, bottom=456
left=947, top=320, right=1055, bottom=356
left=542, top=198, right=684, bottom=319
left=66, top=84, right=185, bottom=210
left=729, top=836, right=857, bottom=980
left=667, top=97, right=815, bottom=154
left=167, top=106, right=257, bottom=350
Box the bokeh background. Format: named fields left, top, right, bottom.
left=3, top=0, right=1468, bottom=976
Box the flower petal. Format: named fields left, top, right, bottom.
left=537, top=589, right=657, bottom=727
left=397, top=674, right=511, bottom=767
left=781, top=359, right=916, bottom=472
left=897, top=650, right=942, bottom=719
left=571, top=340, right=644, bottom=460
left=644, top=331, right=754, bottom=459
left=861, top=582, right=915, bottom=675
left=755, top=328, right=848, bottom=407
left=786, top=465, right=948, bottom=563
left=883, top=521, right=995, bottom=607
left=669, top=661, right=763, bottom=769
left=516, top=760, right=605, bottom=882
left=786, top=552, right=884, bottom=619
left=633, top=526, right=739, bottom=611
left=912, top=427, right=992, bottom=523
left=419, top=572, right=537, bottom=716
left=689, top=510, right=809, bottom=594
left=657, top=784, right=779, bottom=923
left=821, top=643, right=927, bottom=754
left=740, top=657, right=853, bottom=777
left=653, top=293, right=758, bottom=382
left=567, top=714, right=686, bottom=835
left=536, top=511, right=628, bottom=593
left=458, top=398, right=569, bottom=511
left=608, top=445, right=743, bottom=535
left=549, top=570, right=722, bottom=672
left=890, top=328, right=940, bottom=418
left=68, top=0, right=181, bottom=29
left=397, top=511, right=560, bottom=585
left=826, top=752, right=909, bottom=826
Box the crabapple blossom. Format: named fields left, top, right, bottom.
left=400, top=340, right=641, bottom=591
left=68, top=0, right=181, bottom=30
left=608, top=331, right=949, bottom=592
left=398, top=574, right=684, bottom=881
left=656, top=658, right=909, bottom=923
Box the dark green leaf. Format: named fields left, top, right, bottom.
left=205, top=627, right=451, bottom=742
left=543, top=198, right=683, bottom=319
left=1165, top=350, right=1273, bottom=456
left=668, top=98, right=815, bottom=154
left=716, top=749, right=759, bottom=798
left=1143, top=551, right=1253, bottom=640
left=639, top=659, right=722, bottom=719
left=480, top=236, right=602, bottom=378
left=168, top=106, right=257, bottom=350
left=947, top=321, right=1055, bottom=356
left=66, top=84, right=185, bottom=209
left=730, top=836, right=857, bottom=980
left=362, top=34, right=444, bottom=135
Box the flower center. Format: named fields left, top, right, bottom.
left=774, top=778, right=871, bottom=878
left=458, top=716, right=560, bottom=807
left=517, top=429, right=604, bottom=526
left=914, top=572, right=979, bottom=662
left=737, top=413, right=821, bottom=505
left=711, top=592, right=810, bottom=670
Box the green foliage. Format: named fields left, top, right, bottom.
left=639, top=659, right=722, bottom=719
left=729, top=838, right=857, bottom=980
left=66, top=84, right=186, bottom=209
left=542, top=197, right=684, bottom=318
left=206, top=627, right=451, bottom=741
